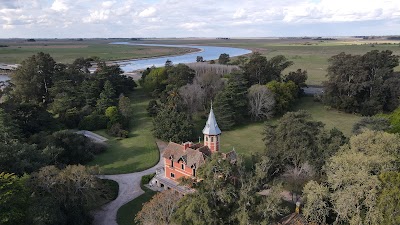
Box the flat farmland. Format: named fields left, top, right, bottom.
left=0, top=39, right=196, bottom=64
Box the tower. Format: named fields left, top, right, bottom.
left=202, top=104, right=221, bottom=153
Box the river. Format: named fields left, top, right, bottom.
left=0, top=43, right=252, bottom=81
left=110, top=42, right=252, bottom=72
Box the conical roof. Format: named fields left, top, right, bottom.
left=202, top=106, right=221, bottom=135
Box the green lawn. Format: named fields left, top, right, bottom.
left=117, top=185, right=156, bottom=225
left=0, top=40, right=196, bottom=64
left=219, top=97, right=361, bottom=157
left=88, top=88, right=159, bottom=174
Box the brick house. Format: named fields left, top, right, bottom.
left=150, top=105, right=236, bottom=193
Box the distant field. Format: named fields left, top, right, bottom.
left=88, top=88, right=159, bottom=175
left=218, top=96, right=361, bottom=157
left=135, top=38, right=400, bottom=85
left=0, top=39, right=196, bottom=64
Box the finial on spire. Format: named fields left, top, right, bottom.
left=210, top=100, right=213, bottom=110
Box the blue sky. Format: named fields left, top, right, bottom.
left=0, top=0, right=399, bottom=38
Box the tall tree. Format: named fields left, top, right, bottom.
left=214, top=73, right=248, bottom=130
left=0, top=108, right=20, bottom=143
left=118, top=94, right=132, bottom=119
left=247, top=84, right=275, bottom=120
left=135, top=190, right=182, bottom=225
left=11, top=52, right=56, bottom=105
left=266, top=80, right=298, bottom=115
left=96, top=80, right=116, bottom=113
left=377, top=171, right=400, bottom=225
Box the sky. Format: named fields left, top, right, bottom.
left=0, top=0, right=400, bottom=38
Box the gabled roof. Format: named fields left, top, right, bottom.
left=162, top=142, right=207, bottom=168
left=202, top=106, right=221, bottom=135
left=278, top=213, right=308, bottom=225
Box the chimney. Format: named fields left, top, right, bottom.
left=295, top=202, right=301, bottom=214
left=183, top=142, right=192, bottom=150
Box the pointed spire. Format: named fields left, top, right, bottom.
left=203, top=104, right=221, bottom=135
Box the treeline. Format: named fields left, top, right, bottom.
left=0, top=52, right=135, bottom=224
left=135, top=110, right=400, bottom=225
left=141, top=53, right=308, bottom=142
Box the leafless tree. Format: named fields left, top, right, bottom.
left=188, top=62, right=239, bottom=76
left=247, top=84, right=275, bottom=120
left=179, top=82, right=205, bottom=114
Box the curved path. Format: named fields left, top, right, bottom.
left=92, top=141, right=167, bottom=225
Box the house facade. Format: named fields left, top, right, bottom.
left=150, top=105, right=235, bottom=193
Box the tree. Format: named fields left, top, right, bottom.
left=377, top=171, right=400, bottom=225
left=0, top=108, right=20, bottom=143
left=152, top=107, right=194, bottom=142
left=196, top=56, right=204, bottom=62
left=247, top=84, right=275, bottom=120
left=135, top=190, right=182, bottom=225
left=167, top=64, right=196, bottom=88
left=193, top=72, right=224, bottom=107
left=147, top=100, right=159, bottom=117
left=303, top=130, right=400, bottom=225
left=118, top=94, right=132, bottom=118
left=302, top=181, right=330, bottom=225
left=214, top=73, right=248, bottom=130
left=263, top=111, right=344, bottom=174
left=11, top=52, right=56, bottom=105
left=0, top=173, right=30, bottom=225
left=284, top=69, right=308, bottom=95
left=0, top=141, right=47, bottom=175
left=352, top=117, right=391, bottom=134
left=242, top=52, right=293, bottom=85
left=218, top=53, right=230, bottom=65
left=323, top=50, right=399, bottom=115
left=142, top=67, right=168, bottom=95
left=179, top=82, right=206, bottom=114
left=379, top=107, right=400, bottom=133
left=266, top=80, right=298, bottom=115
left=96, top=80, right=116, bottom=113
left=46, top=130, right=98, bottom=165
left=29, top=165, right=105, bottom=225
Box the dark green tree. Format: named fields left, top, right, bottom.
left=152, top=107, right=194, bottom=142
left=0, top=108, right=20, bottom=143
left=218, top=53, right=230, bottom=65
left=166, top=64, right=195, bottom=88
left=96, top=80, right=116, bottom=113
left=214, top=73, right=248, bottom=130
left=0, top=173, right=30, bottom=225
left=11, top=52, right=56, bottom=106
left=352, top=117, right=391, bottom=134
left=266, top=80, right=298, bottom=115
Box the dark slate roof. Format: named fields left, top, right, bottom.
left=162, top=142, right=207, bottom=168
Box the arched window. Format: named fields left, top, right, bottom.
left=211, top=137, right=214, bottom=142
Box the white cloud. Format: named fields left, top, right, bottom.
left=139, top=7, right=156, bottom=18
left=0, top=0, right=400, bottom=37
left=51, top=0, right=69, bottom=12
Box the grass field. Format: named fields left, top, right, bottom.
left=0, top=39, right=196, bottom=64
left=88, top=88, right=159, bottom=175
left=117, top=185, right=156, bottom=225
left=218, top=97, right=361, bottom=157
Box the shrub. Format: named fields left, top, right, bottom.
left=141, top=173, right=156, bottom=185
left=108, top=123, right=128, bottom=138
left=78, top=114, right=109, bottom=130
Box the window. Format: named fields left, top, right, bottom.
left=206, top=136, right=208, bottom=141
left=193, top=168, right=196, bottom=176
left=211, top=137, right=214, bottom=142
left=170, top=173, right=175, bottom=178
left=181, top=164, right=185, bottom=170
left=171, top=160, right=174, bottom=167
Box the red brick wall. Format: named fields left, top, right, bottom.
left=164, top=159, right=195, bottom=180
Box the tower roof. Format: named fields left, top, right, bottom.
left=202, top=106, right=221, bottom=135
